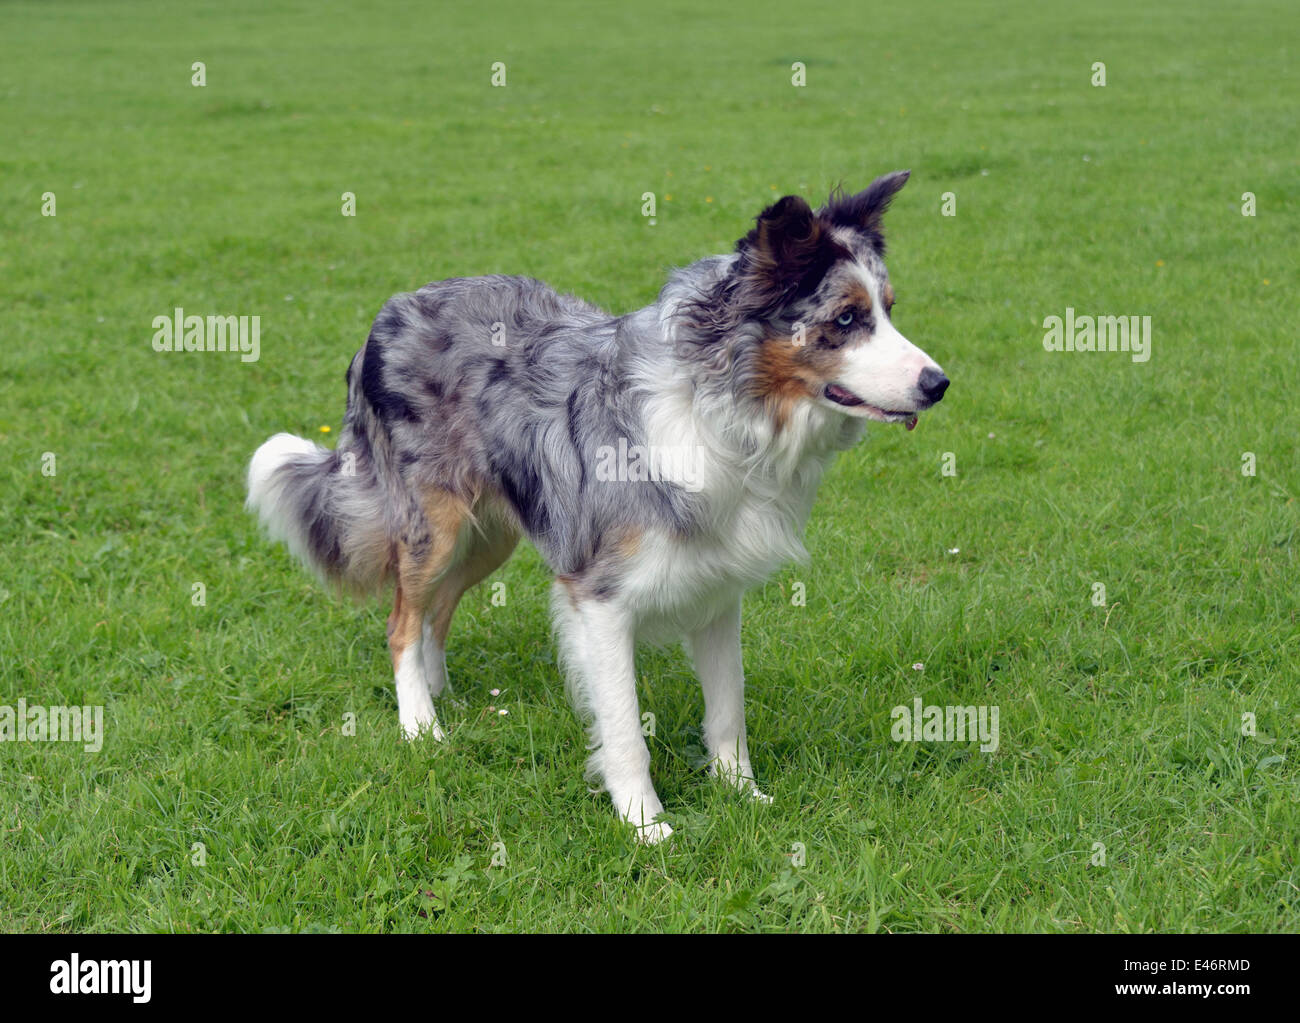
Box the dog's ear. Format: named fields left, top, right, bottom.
left=736, top=195, right=839, bottom=306
left=823, top=170, right=910, bottom=242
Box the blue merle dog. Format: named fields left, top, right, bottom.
left=248, top=171, right=949, bottom=842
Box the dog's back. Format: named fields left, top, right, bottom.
left=249, top=276, right=592, bottom=584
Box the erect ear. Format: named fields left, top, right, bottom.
left=735, top=195, right=839, bottom=306
left=823, top=170, right=911, bottom=237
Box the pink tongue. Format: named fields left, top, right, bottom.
left=906, top=415, right=918, bottom=431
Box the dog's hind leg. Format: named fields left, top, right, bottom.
left=388, top=489, right=471, bottom=741
left=389, top=583, right=442, bottom=741
left=688, top=600, right=771, bottom=803
left=420, top=507, right=519, bottom=697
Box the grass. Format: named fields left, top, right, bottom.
left=1, top=0, right=1297, bottom=932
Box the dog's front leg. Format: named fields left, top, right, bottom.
left=689, top=601, right=771, bottom=803
left=553, top=588, right=670, bottom=843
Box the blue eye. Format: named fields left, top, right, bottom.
left=836, top=312, right=854, bottom=327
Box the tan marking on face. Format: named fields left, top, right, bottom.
left=755, top=336, right=819, bottom=429
left=800, top=261, right=881, bottom=328
left=842, top=278, right=874, bottom=314
left=754, top=335, right=844, bottom=429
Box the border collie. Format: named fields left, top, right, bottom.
left=247, top=171, right=948, bottom=843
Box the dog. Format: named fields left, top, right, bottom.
left=247, top=171, right=948, bottom=843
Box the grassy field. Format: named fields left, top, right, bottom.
left=1, top=0, right=1297, bottom=932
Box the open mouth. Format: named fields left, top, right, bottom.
left=823, top=384, right=919, bottom=430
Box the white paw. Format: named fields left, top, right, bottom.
left=710, top=762, right=771, bottom=803
left=400, top=715, right=446, bottom=742
left=728, top=774, right=772, bottom=803
left=633, top=820, right=674, bottom=845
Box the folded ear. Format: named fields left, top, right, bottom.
left=736, top=195, right=839, bottom=306
left=823, top=170, right=911, bottom=239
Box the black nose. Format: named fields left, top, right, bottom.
left=918, top=367, right=949, bottom=405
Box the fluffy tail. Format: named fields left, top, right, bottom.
left=246, top=432, right=392, bottom=594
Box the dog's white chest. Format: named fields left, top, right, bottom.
left=625, top=483, right=818, bottom=638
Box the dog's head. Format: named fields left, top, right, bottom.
left=730, top=171, right=948, bottom=430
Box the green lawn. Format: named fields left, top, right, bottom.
left=1, top=0, right=1297, bottom=932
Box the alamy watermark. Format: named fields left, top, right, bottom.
left=152, top=307, right=260, bottom=363
left=1, top=700, right=103, bottom=752
left=594, top=438, right=702, bottom=492
left=891, top=697, right=999, bottom=753
left=1042, top=307, right=1151, bottom=363
left=50, top=955, right=150, bottom=1003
